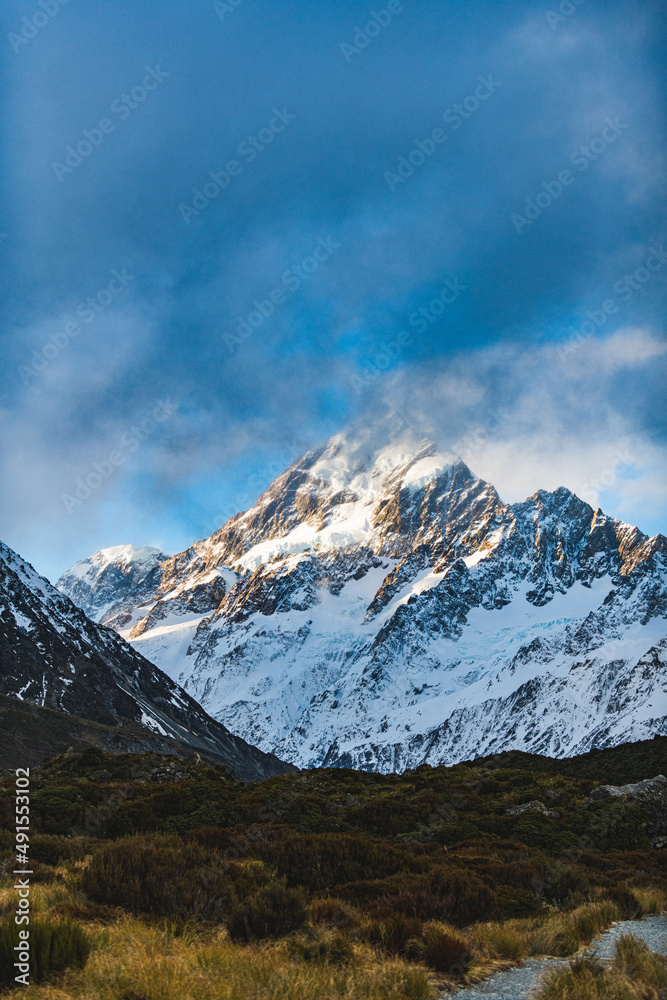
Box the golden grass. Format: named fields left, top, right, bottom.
left=614, top=933, right=667, bottom=992
left=0, top=873, right=664, bottom=1000
left=467, top=900, right=624, bottom=966
left=534, top=934, right=667, bottom=1000
left=631, top=887, right=666, bottom=915
left=1, top=919, right=433, bottom=1000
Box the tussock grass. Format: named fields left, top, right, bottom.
left=0, top=919, right=432, bottom=1000
left=535, top=954, right=636, bottom=1000
left=613, top=933, right=667, bottom=992
left=631, top=887, right=666, bottom=916
left=0, top=880, right=652, bottom=999
left=469, top=901, right=622, bottom=965
left=535, top=934, right=667, bottom=1000
left=468, top=918, right=528, bottom=961
left=0, top=876, right=84, bottom=918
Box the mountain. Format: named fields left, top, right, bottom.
left=0, top=541, right=293, bottom=781
left=56, top=544, right=168, bottom=625
left=57, top=421, right=667, bottom=773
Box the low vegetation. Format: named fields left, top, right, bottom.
left=535, top=933, right=667, bottom=999
left=0, top=918, right=90, bottom=988
left=0, top=737, right=664, bottom=998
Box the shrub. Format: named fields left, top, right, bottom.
left=227, top=880, right=307, bottom=941
left=369, top=886, right=449, bottom=923
left=495, top=885, right=542, bottom=918
left=364, top=913, right=425, bottom=960
left=29, top=834, right=76, bottom=867
left=476, top=778, right=503, bottom=797
left=0, top=919, right=90, bottom=987
left=345, top=796, right=423, bottom=836
left=603, top=885, right=644, bottom=920
left=0, top=829, right=15, bottom=858
left=509, top=813, right=563, bottom=852
left=585, top=801, right=651, bottom=851
left=82, top=833, right=264, bottom=920
left=430, top=868, right=497, bottom=926
left=422, top=924, right=471, bottom=975
left=257, top=832, right=415, bottom=892
left=309, top=897, right=359, bottom=930
left=362, top=868, right=497, bottom=927
left=31, top=788, right=87, bottom=835
left=183, top=826, right=239, bottom=851
left=541, top=864, right=590, bottom=906
left=364, top=915, right=472, bottom=975
left=434, top=821, right=482, bottom=846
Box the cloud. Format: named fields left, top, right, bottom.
left=375, top=327, right=667, bottom=534
left=0, top=0, right=665, bottom=577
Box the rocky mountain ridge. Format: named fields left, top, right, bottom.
left=57, top=424, right=667, bottom=772
left=0, top=541, right=293, bottom=781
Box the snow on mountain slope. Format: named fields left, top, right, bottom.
left=58, top=421, right=667, bottom=772
left=1, top=541, right=293, bottom=781
left=56, top=544, right=168, bottom=625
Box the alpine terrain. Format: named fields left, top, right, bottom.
left=0, top=541, right=293, bottom=781
left=57, top=422, right=667, bottom=772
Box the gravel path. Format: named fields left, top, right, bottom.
left=447, top=915, right=667, bottom=999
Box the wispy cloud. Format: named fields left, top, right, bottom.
left=0, top=0, right=664, bottom=577
left=375, top=327, right=666, bottom=534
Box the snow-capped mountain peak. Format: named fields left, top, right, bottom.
left=57, top=424, right=667, bottom=773
left=57, top=544, right=168, bottom=625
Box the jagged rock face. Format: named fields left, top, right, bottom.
left=0, top=542, right=293, bottom=782
left=56, top=545, right=168, bottom=625
left=57, top=424, right=667, bottom=773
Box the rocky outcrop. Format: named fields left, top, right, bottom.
left=505, top=800, right=560, bottom=818
left=587, top=774, right=667, bottom=847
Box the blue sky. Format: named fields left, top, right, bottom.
left=0, top=0, right=665, bottom=581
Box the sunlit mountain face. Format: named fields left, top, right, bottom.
left=58, top=421, right=667, bottom=773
